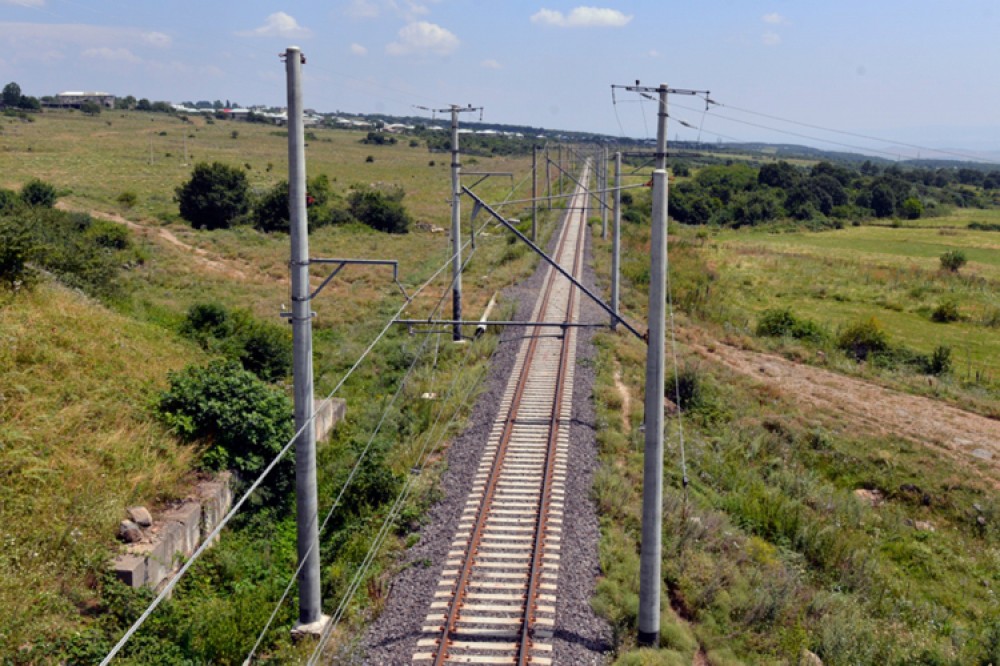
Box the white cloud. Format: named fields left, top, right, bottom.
left=350, top=42, right=368, bottom=55
left=142, top=31, right=171, bottom=47
left=531, top=6, right=632, bottom=28
left=0, top=22, right=174, bottom=57
left=238, top=12, right=312, bottom=38
left=648, top=49, right=660, bottom=57
left=762, top=12, right=788, bottom=24
left=762, top=31, right=781, bottom=46
left=346, top=0, right=432, bottom=20
left=0, top=0, right=46, bottom=6
left=480, top=58, right=501, bottom=69
left=386, top=21, right=458, bottom=56
left=82, top=46, right=141, bottom=64
left=345, top=0, right=380, bottom=18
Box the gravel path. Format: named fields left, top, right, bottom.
left=356, top=223, right=612, bottom=665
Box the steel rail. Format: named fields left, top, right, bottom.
left=429, top=183, right=580, bottom=666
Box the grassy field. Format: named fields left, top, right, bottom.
left=582, top=178, right=1000, bottom=664
left=0, top=108, right=559, bottom=662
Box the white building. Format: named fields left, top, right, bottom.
left=54, top=91, right=116, bottom=108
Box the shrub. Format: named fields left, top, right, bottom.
left=175, top=161, right=251, bottom=230
left=837, top=318, right=889, bottom=361
left=939, top=249, right=967, bottom=272
left=116, top=191, right=138, bottom=209
left=238, top=321, right=293, bottom=383
left=347, top=185, right=412, bottom=234
left=19, top=178, right=58, bottom=208
left=365, top=155, right=375, bottom=163
left=253, top=180, right=289, bottom=233
left=930, top=300, right=961, bottom=323
left=0, top=188, right=21, bottom=213
left=180, top=303, right=292, bottom=382
left=85, top=219, right=131, bottom=250
left=925, top=345, right=952, bottom=375
left=0, top=216, right=34, bottom=289
left=156, top=360, right=293, bottom=476
left=756, top=308, right=827, bottom=342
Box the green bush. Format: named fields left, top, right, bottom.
left=85, top=219, right=131, bottom=250
left=116, top=191, right=138, bottom=209
left=253, top=180, right=289, bottom=233
left=930, top=300, right=961, bottom=323
left=175, top=161, right=251, bottom=230
left=836, top=318, right=889, bottom=361
left=0, top=187, right=21, bottom=213
left=181, top=302, right=292, bottom=382
left=19, top=178, right=58, bottom=208
left=939, top=249, right=967, bottom=273
left=347, top=185, right=412, bottom=234
left=156, top=360, right=293, bottom=476
left=902, top=197, right=924, bottom=219
left=0, top=216, right=34, bottom=289
left=755, top=308, right=827, bottom=342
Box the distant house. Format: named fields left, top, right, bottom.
left=51, top=91, right=116, bottom=109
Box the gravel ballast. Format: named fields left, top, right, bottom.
left=357, top=220, right=613, bottom=665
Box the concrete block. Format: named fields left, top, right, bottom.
left=315, top=397, right=346, bottom=442
left=198, top=471, right=232, bottom=543
left=112, top=554, right=147, bottom=589
left=161, top=501, right=201, bottom=557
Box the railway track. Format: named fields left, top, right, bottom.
left=413, top=165, right=593, bottom=665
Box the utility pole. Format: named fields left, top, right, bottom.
left=611, top=151, right=621, bottom=330
left=416, top=103, right=481, bottom=341
left=601, top=146, right=609, bottom=240
left=545, top=144, right=552, bottom=210
left=284, top=45, right=326, bottom=635
left=531, top=145, right=538, bottom=242
left=612, top=80, right=709, bottom=648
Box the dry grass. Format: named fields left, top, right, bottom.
left=0, top=283, right=202, bottom=649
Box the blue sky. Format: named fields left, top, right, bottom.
left=3, top=1, right=1000, bottom=157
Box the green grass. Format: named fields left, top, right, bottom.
left=584, top=204, right=1000, bottom=663
left=0, top=283, right=201, bottom=652
left=0, top=108, right=559, bottom=662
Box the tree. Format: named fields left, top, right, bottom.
left=253, top=180, right=289, bottom=233
left=757, top=161, right=799, bottom=189
left=870, top=183, right=896, bottom=218
left=17, top=95, right=40, bottom=111
left=2, top=81, right=21, bottom=107
left=901, top=197, right=924, bottom=220
left=136, top=98, right=152, bottom=111
left=115, top=95, right=136, bottom=110
left=175, top=162, right=251, bottom=229
left=79, top=100, right=101, bottom=116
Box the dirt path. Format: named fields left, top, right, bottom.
left=57, top=202, right=249, bottom=279
left=689, top=340, right=1000, bottom=481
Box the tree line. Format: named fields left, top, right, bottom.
left=668, top=159, right=1000, bottom=227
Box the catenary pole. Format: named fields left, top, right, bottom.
left=638, top=83, right=669, bottom=648
left=611, top=151, right=621, bottom=330
left=285, top=45, right=325, bottom=633
left=601, top=146, right=609, bottom=240
left=531, top=145, right=538, bottom=242
left=449, top=106, right=463, bottom=341
left=545, top=144, right=552, bottom=210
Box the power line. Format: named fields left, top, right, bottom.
left=243, top=233, right=474, bottom=664
left=99, top=238, right=477, bottom=665
left=712, top=100, right=999, bottom=165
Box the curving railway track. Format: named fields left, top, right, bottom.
left=413, top=165, right=593, bottom=665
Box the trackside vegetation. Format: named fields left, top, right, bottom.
left=587, top=161, right=1000, bottom=664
